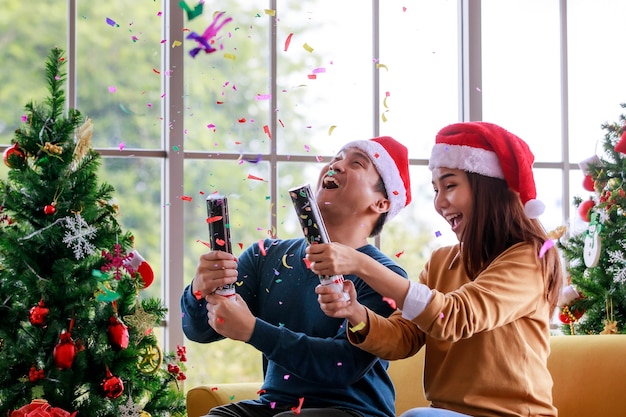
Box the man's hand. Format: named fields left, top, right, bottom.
left=306, top=242, right=363, bottom=277
left=316, top=280, right=367, bottom=328
left=192, top=251, right=238, bottom=298
left=206, top=293, right=256, bottom=342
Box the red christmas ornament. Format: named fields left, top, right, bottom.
left=558, top=305, right=584, bottom=324
left=101, top=368, right=124, bottom=399
left=107, top=316, right=129, bottom=350
left=578, top=199, right=595, bottom=222
left=615, top=130, right=626, bottom=154
left=43, top=203, right=56, bottom=215
left=582, top=174, right=595, bottom=192
left=53, top=330, right=76, bottom=370
left=29, top=299, right=49, bottom=327
left=3, top=143, right=25, bottom=168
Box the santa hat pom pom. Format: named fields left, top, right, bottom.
left=524, top=198, right=545, bottom=219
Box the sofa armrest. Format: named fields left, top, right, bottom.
left=186, top=382, right=262, bottom=417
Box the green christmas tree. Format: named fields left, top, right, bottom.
left=0, top=48, right=186, bottom=416
left=556, top=103, right=626, bottom=336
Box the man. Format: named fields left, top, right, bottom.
left=181, top=136, right=412, bottom=417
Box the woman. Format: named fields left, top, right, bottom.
left=307, top=122, right=563, bottom=417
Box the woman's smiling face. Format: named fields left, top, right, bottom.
left=431, top=167, right=473, bottom=241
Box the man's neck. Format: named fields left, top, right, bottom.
left=325, top=220, right=371, bottom=249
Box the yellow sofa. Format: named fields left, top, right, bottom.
left=187, top=335, right=626, bottom=417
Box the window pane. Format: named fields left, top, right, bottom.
left=76, top=1, right=163, bottom=149
left=183, top=158, right=271, bottom=386
left=183, top=0, right=271, bottom=154
left=0, top=0, right=67, bottom=145
left=567, top=0, right=626, bottom=163
left=99, top=157, right=163, bottom=300
left=379, top=1, right=459, bottom=159
left=276, top=1, right=374, bottom=156
left=535, top=168, right=565, bottom=234
left=482, top=0, right=562, bottom=162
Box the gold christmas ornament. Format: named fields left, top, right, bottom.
left=600, top=297, right=619, bottom=334
left=137, top=344, right=163, bottom=374
left=601, top=320, right=618, bottom=334
left=547, top=225, right=567, bottom=240
left=42, top=142, right=63, bottom=156
left=123, top=302, right=158, bottom=342
left=73, top=117, right=93, bottom=164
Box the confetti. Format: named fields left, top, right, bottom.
left=247, top=174, right=265, bottom=182
left=383, top=297, right=397, bottom=309
left=328, top=125, right=336, bottom=135
left=196, top=239, right=212, bottom=249
left=284, top=33, right=293, bottom=51
left=395, top=250, right=404, bottom=258
left=106, top=17, right=118, bottom=27
left=187, top=11, right=232, bottom=58
left=172, top=40, right=182, bottom=48
left=258, top=240, right=267, bottom=256
left=206, top=216, right=223, bottom=224
left=263, top=125, right=272, bottom=139
left=180, top=195, right=193, bottom=201
left=291, top=397, right=304, bottom=414
left=539, top=239, right=554, bottom=258
left=303, top=42, right=314, bottom=53
left=179, top=0, right=204, bottom=20
left=193, top=290, right=202, bottom=300
left=349, top=322, right=366, bottom=332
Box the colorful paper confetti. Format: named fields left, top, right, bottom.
left=187, top=11, right=232, bottom=58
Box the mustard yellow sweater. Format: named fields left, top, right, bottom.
left=351, top=243, right=557, bottom=417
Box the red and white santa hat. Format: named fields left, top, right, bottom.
left=429, top=122, right=545, bottom=218
left=341, top=136, right=412, bottom=222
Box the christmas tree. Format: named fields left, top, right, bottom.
left=0, top=48, right=186, bottom=415
left=556, top=103, right=626, bottom=335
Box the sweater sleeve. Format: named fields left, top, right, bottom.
left=180, top=278, right=223, bottom=343
left=414, top=243, right=547, bottom=342
left=348, top=309, right=426, bottom=360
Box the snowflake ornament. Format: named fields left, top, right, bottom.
left=62, top=213, right=97, bottom=259
left=118, top=396, right=142, bottom=417
left=101, top=243, right=134, bottom=280
left=608, top=240, right=626, bottom=284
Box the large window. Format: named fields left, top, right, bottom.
left=2, top=0, right=626, bottom=389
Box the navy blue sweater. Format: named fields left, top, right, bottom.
left=181, top=238, right=407, bottom=417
